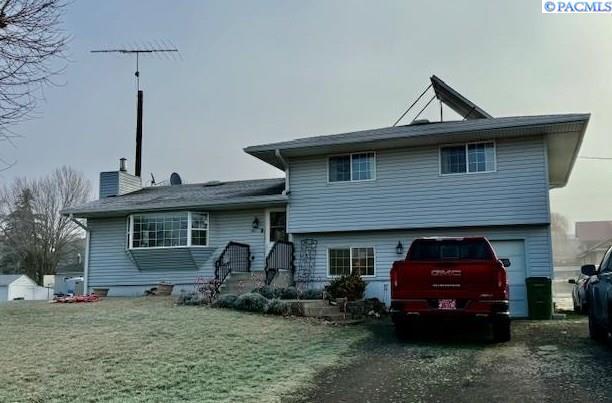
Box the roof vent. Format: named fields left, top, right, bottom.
left=203, top=180, right=223, bottom=187
left=409, top=119, right=430, bottom=126
left=170, top=172, right=182, bottom=185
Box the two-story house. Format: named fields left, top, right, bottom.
left=63, top=76, right=589, bottom=317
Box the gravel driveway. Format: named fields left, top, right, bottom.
left=289, top=317, right=612, bottom=403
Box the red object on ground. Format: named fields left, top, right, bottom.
left=390, top=237, right=511, bottom=341
left=53, top=294, right=99, bottom=303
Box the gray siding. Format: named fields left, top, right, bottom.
left=118, top=172, right=142, bottom=194
left=87, top=209, right=266, bottom=288
left=288, top=136, right=550, bottom=233
left=293, top=224, right=553, bottom=302
left=99, top=172, right=119, bottom=198
left=99, top=171, right=142, bottom=198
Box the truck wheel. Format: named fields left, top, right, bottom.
left=589, top=309, right=608, bottom=342
left=492, top=319, right=511, bottom=342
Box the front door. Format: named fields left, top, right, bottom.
left=266, top=209, right=288, bottom=251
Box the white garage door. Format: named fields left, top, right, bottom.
left=490, top=240, right=528, bottom=318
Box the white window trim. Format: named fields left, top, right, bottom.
left=327, top=151, right=377, bottom=183
left=127, top=211, right=210, bottom=249
left=326, top=246, right=376, bottom=278
left=438, top=141, right=497, bottom=176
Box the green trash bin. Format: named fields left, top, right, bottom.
left=525, top=277, right=552, bottom=319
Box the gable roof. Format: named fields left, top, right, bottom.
left=63, top=178, right=287, bottom=218
left=430, top=75, right=492, bottom=119
left=244, top=113, right=589, bottom=188
left=0, top=275, right=24, bottom=286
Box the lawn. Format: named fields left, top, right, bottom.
left=0, top=298, right=369, bottom=402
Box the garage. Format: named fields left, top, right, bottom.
left=490, top=240, right=528, bottom=318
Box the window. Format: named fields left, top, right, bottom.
left=190, top=213, right=209, bottom=246
left=129, top=211, right=208, bottom=248
left=407, top=239, right=494, bottom=261
left=440, top=142, right=495, bottom=174
left=269, top=211, right=287, bottom=243
left=328, top=247, right=375, bottom=276
left=329, top=152, right=375, bottom=182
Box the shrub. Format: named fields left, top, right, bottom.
left=266, top=299, right=290, bottom=316
left=212, top=294, right=238, bottom=308
left=300, top=288, right=323, bottom=300
left=175, top=292, right=206, bottom=306
left=252, top=286, right=276, bottom=299
left=233, top=293, right=269, bottom=313
left=279, top=286, right=299, bottom=300
left=325, top=273, right=366, bottom=301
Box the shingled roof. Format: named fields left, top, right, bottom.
left=63, top=178, right=287, bottom=218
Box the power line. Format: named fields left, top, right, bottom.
left=579, top=156, right=612, bottom=160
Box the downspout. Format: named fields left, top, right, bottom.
left=275, top=149, right=292, bottom=242
left=69, top=214, right=90, bottom=294
left=275, top=149, right=289, bottom=194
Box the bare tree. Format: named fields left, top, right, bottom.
left=0, top=0, right=68, bottom=170
left=551, top=212, right=580, bottom=265
left=0, top=166, right=90, bottom=283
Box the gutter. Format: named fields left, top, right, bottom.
left=275, top=149, right=290, bottom=194
left=69, top=214, right=91, bottom=295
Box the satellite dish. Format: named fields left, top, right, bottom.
left=170, top=172, right=182, bottom=185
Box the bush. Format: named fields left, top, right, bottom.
left=300, top=288, right=323, bottom=300
left=279, top=286, right=299, bottom=300
left=266, top=299, right=290, bottom=316
left=233, top=293, right=269, bottom=313
left=252, top=286, right=276, bottom=299
left=175, top=292, right=206, bottom=306
left=325, top=273, right=366, bottom=301
left=212, top=294, right=238, bottom=308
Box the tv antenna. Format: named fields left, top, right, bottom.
left=90, top=43, right=180, bottom=177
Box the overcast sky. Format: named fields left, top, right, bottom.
left=1, top=1, right=610, bottom=233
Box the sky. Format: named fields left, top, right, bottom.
left=1, top=0, right=611, bottom=233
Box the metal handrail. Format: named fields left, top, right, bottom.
left=265, top=240, right=295, bottom=285
left=214, top=241, right=251, bottom=285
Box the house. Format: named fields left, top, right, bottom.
left=0, top=274, right=50, bottom=303
left=63, top=76, right=590, bottom=317
left=575, top=221, right=612, bottom=264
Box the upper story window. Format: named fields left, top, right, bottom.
left=129, top=211, right=209, bottom=248
left=440, top=142, right=495, bottom=175
left=328, top=152, right=376, bottom=182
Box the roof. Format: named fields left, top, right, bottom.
left=0, top=275, right=24, bottom=286
left=430, top=75, right=492, bottom=119
left=575, top=221, right=612, bottom=242
left=63, top=178, right=287, bottom=218
left=244, top=113, right=590, bottom=188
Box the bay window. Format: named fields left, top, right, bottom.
left=129, top=211, right=209, bottom=248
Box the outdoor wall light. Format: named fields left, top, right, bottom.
left=396, top=241, right=404, bottom=255
left=252, top=217, right=260, bottom=230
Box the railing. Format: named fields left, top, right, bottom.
left=265, top=241, right=295, bottom=285
left=214, top=242, right=251, bottom=285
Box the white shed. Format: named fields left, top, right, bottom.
left=0, top=275, right=50, bottom=303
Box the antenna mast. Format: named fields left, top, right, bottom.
left=91, top=44, right=179, bottom=177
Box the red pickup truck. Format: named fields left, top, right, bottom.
left=390, top=237, right=511, bottom=342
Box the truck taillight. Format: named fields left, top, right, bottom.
left=391, top=266, right=398, bottom=288
left=496, top=264, right=508, bottom=297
